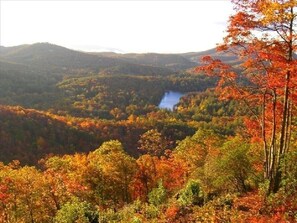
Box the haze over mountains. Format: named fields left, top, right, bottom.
left=0, top=42, right=238, bottom=73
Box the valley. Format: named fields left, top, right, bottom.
left=0, top=43, right=223, bottom=164
left=1, top=0, right=297, bottom=222
left=0, top=39, right=296, bottom=222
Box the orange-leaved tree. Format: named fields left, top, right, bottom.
left=196, top=0, right=296, bottom=193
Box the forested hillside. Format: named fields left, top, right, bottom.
left=0, top=43, right=217, bottom=117
left=1, top=0, right=297, bottom=220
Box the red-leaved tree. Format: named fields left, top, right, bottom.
left=196, top=0, right=296, bottom=193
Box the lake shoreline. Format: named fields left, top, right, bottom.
left=158, top=91, right=185, bottom=111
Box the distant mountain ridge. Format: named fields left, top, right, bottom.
left=0, top=42, right=240, bottom=73
left=93, top=52, right=198, bottom=71
left=0, top=43, right=126, bottom=71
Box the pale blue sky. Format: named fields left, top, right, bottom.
left=0, top=1, right=234, bottom=53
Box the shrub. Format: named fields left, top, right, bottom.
left=177, top=180, right=204, bottom=207
left=54, top=198, right=98, bottom=223
left=148, top=180, right=167, bottom=206
left=204, top=137, right=253, bottom=193
left=164, top=204, right=180, bottom=222
left=143, top=203, right=160, bottom=219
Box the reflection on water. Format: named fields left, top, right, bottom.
left=158, top=91, right=184, bottom=111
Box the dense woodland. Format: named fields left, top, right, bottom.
left=0, top=0, right=297, bottom=222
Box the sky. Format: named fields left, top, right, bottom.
left=0, top=1, right=234, bottom=53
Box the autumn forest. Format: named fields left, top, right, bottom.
left=0, top=0, right=297, bottom=222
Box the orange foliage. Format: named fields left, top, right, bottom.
left=165, top=204, right=180, bottom=222
left=131, top=154, right=188, bottom=201
left=196, top=0, right=297, bottom=192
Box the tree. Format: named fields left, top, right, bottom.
left=177, top=180, right=204, bottom=207
left=132, top=155, right=158, bottom=201
left=54, top=197, right=99, bottom=223
left=197, top=0, right=297, bottom=194
left=87, top=140, right=137, bottom=205
left=132, top=153, right=188, bottom=202
left=214, top=137, right=253, bottom=192
left=174, top=129, right=223, bottom=172
left=138, top=129, right=167, bottom=156
left=148, top=180, right=167, bottom=206
left=0, top=164, right=57, bottom=223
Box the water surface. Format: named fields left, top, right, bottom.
left=158, top=91, right=184, bottom=111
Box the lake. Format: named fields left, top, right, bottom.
left=158, top=91, right=184, bottom=111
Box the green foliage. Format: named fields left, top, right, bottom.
left=0, top=164, right=56, bottom=223
left=57, top=73, right=215, bottom=119
left=203, top=137, right=253, bottom=193
left=99, top=208, right=122, bottom=223
left=259, top=179, right=270, bottom=198
left=148, top=180, right=167, bottom=206
left=174, top=129, right=224, bottom=172
left=143, top=203, right=160, bottom=219
left=218, top=138, right=252, bottom=192
left=176, top=90, right=244, bottom=135
left=98, top=200, right=145, bottom=223
left=131, top=216, right=143, bottom=223
left=281, top=150, right=297, bottom=192
left=0, top=43, right=217, bottom=121
left=177, top=90, right=237, bottom=120
left=262, top=150, right=297, bottom=219
left=190, top=194, right=237, bottom=223
left=88, top=140, right=137, bottom=204
left=54, top=198, right=98, bottom=223
left=178, top=180, right=204, bottom=207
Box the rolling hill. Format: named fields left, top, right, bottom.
left=182, top=48, right=240, bottom=66
left=0, top=43, right=240, bottom=76
left=0, top=43, right=220, bottom=116
left=0, top=43, right=176, bottom=76
left=94, top=52, right=198, bottom=71
left=0, top=105, right=98, bottom=164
